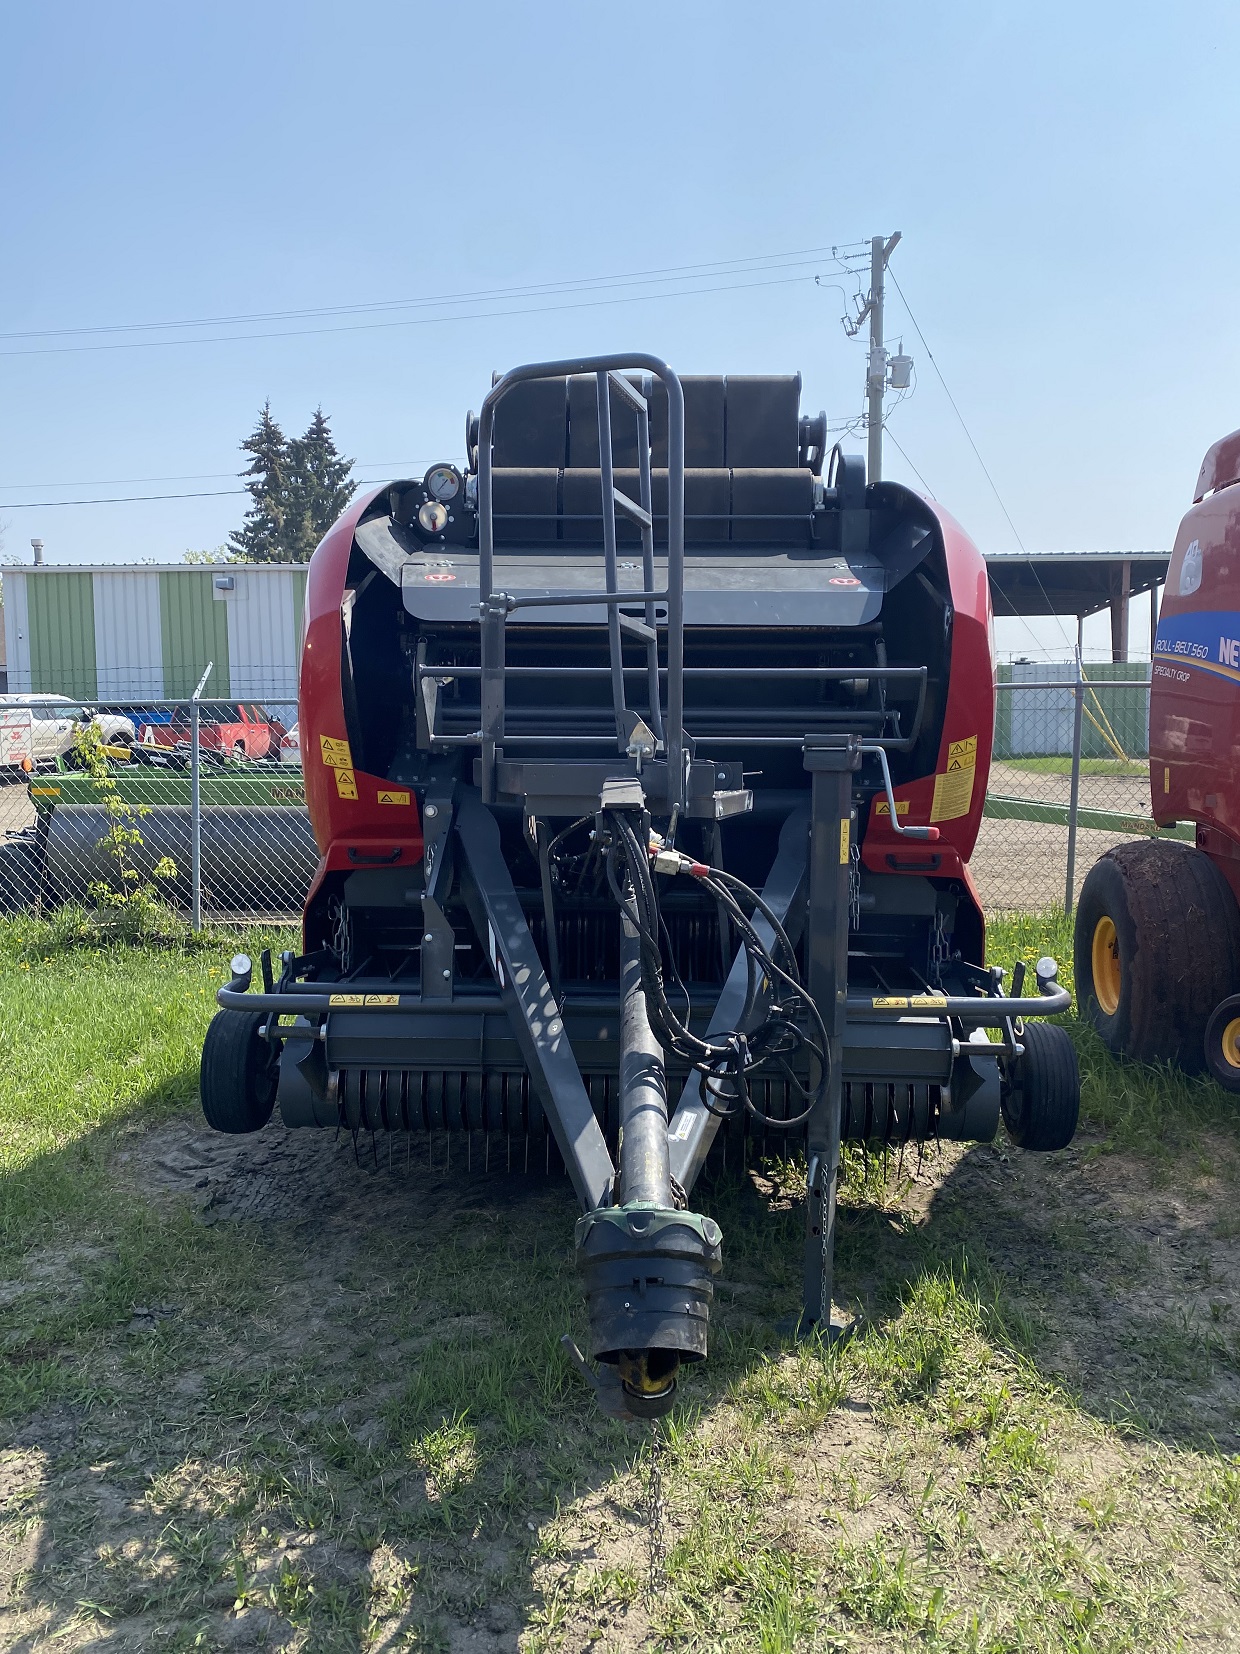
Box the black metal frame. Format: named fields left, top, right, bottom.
left=208, top=351, right=1080, bottom=1416
left=475, top=355, right=688, bottom=808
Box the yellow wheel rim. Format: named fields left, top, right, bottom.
left=1091, top=915, right=1122, bottom=1017
left=1220, top=1018, right=1240, bottom=1070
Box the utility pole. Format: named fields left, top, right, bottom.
left=865, top=232, right=901, bottom=481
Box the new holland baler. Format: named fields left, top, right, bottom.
left=201, top=355, right=1080, bottom=1418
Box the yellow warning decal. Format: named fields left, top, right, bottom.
left=364, top=993, right=400, bottom=1006
left=30, top=786, right=60, bottom=796
left=931, top=736, right=978, bottom=822
left=931, top=769, right=974, bottom=822
left=874, top=798, right=910, bottom=816
left=320, top=735, right=353, bottom=768
left=328, top=993, right=366, bottom=1006
left=871, top=994, right=949, bottom=1010
left=334, top=767, right=358, bottom=801
left=376, top=789, right=411, bottom=806
left=1164, top=765, right=1171, bottom=793
left=839, top=818, right=850, bottom=865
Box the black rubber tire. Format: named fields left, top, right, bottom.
left=1073, top=841, right=1240, bottom=1070
left=200, top=1010, right=278, bottom=1134
left=0, top=834, right=43, bottom=914
left=1204, top=994, right=1240, bottom=1093
left=1002, top=1021, right=1080, bottom=1150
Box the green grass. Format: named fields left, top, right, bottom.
left=0, top=913, right=295, bottom=1252
left=1, top=910, right=1239, bottom=1650
left=1000, top=757, right=1150, bottom=778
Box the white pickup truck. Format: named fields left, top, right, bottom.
left=0, top=695, right=136, bottom=770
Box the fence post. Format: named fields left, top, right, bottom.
left=1064, top=652, right=1085, bottom=914
left=190, top=663, right=213, bottom=931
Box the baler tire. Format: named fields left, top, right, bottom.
left=200, top=1010, right=278, bottom=1134
left=1002, top=1022, right=1080, bottom=1151
left=1204, top=995, right=1240, bottom=1094
left=1073, top=842, right=1240, bottom=1070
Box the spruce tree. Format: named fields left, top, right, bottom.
left=229, top=401, right=291, bottom=562
left=286, top=407, right=355, bottom=560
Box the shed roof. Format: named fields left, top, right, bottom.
left=984, top=552, right=1168, bottom=618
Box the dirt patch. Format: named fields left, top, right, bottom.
left=3, top=1109, right=1240, bottom=1649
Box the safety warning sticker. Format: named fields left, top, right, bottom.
left=874, top=798, right=910, bottom=817
left=872, top=994, right=949, bottom=1010
left=329, top=993, right=365, bottom=1007
left=839, top=819, right=850, bottom=864
left=334, top=767, right=358, bottom=801
left=320, top=735, right=352, bottom=768
left=376, top=789, right=411, bottom=806
left=930, top=734, right=977, bottom=822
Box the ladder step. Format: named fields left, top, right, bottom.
left=613, top=487, right=652, bottom=529
left=618, top=614, right=657, bottom=643
left=607, top=371, right=648, bottom=415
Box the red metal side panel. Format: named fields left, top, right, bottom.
left=1194, top=427, right=1240, bottom=503
left=299, top=487, right=423, bottom=915
left=860, top=502, right=995, bottom=885
left=1150, top=464, right=1240, bottom=868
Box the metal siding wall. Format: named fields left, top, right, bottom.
left=3, top=572, right=31, bottom=693
left=159, top=572, right=230, bottom=698
left=93, top=572, right=163, bottom=699
left=292, top=569, right=307, bottom=654
left=223, top=570, right=298, bottom=705
left=26, top=573, right=97, bottom=698
left=1009, top=663, right=1074, bottom=756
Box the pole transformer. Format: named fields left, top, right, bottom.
left=865, top=232, right=901, bottom=483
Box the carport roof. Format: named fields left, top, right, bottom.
left=984, top=552, right=1169, bottom=618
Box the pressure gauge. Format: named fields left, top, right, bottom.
left=424, top=463, right=462, bottom=503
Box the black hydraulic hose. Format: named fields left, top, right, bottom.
left=601, top=809, right=827, bottom=1130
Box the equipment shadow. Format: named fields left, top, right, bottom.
left=2, top=1091, right=1236, bottom=1651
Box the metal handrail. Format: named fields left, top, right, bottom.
left=476, top=354, right=687, bottom=808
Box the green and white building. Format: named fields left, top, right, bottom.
left=1, top=564, right=309, bottom=705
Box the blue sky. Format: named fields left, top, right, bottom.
left=1, top=0, right=1236, bottom=659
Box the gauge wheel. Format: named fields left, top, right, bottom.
left=200, top=1010, right=278, bottom=1134
left=1074, top=842, right=1240, bottom=1069
left=1204, top=995, right=1240, bottom=1093
left=1001, top=1021, right=1080, bottom=1150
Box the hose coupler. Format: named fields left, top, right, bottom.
left=575, top=1204, right=722, bottom=1413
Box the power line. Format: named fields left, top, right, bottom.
left=0, top=461, right=438, bottom=491
left=885, top=270, right=1028, bottom=552
left=0, top=468, right=451, bottom=509
left=0, top=488, right=247, bottom=508
left=0, top=271, right=815, bottom=359
left=885, top=267, right=1075, bottom=653
left=0, top=243, right=869, bottom=343
left=883, top=430, right=935, bottom=496
left=2, top=246, right=872, bottom=357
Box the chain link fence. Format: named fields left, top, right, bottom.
left=0, top=694, right=316, bottom=924
left=971, top=663, right=1179, bottom=913
left=0, top=671, right=1177, bottom=925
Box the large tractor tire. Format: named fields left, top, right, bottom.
left=200, top=1010, right=279, bottom=1134
left=1074, top=841, right=1240, bottom=1070
left=1204, top=995, right=1240, bottom=1093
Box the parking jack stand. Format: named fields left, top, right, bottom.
left=800, top=737, right=861, bottom=1337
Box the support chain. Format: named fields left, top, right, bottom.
left=644, top=1423, right=668, bottom=1600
